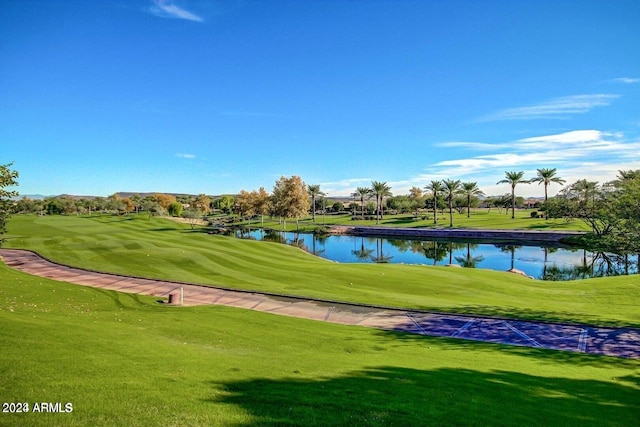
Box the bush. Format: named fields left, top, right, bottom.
left=167, top=202, right=183, bottom=217
left=530, top=211, right=539, bottom=218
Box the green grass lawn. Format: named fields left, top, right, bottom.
left=4, top=214, right=638, bottom=327
left=1, top=264, right=638, bottom=426
left=236, top=208, right=591, bottom=233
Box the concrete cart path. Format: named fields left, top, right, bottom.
left=1, top=248, right=639, bottom=359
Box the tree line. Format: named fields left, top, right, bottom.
left=5, top=162, right=640, bottom=252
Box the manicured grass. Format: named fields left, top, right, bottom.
left=1, top=264, right=638, bottom=426
left=237, top=209, right=591, bottom=233
left=4, top=214, right=639, bottom=327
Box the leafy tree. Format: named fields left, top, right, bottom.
left=194, top=194, right=211, bottom=215
left=214, top=195, right=235, bottom=215
left=272, top=176, right=310, bottom=231
left=424, top=180, right=443, bottom=224
left=154, top=193, right=176, bottom=209
left=0, top=162, right=19, bottom=246
left=530, top=168, right=565, bottom=219
left=252, top=187, right=271, bottom=227
left=408, top=186, right=424, bottom=217
left=332, top=201, right=344, bottom=212
left=370, top=181, right=392, bottom=224
left=141, top=197, right=163, bottom=219
left=307, top=184, right=324, bottom=222
left=183, top=206, right=204, bottom=230
left=167, top=201, right=183, bottom=217
left=130, top=194, right=142, bottom=215
left=354, top=187, right=371, bottom=219
left=497, top=171, right=529, bottom=219
left=441, top=179, right=462, bottom=227
left=235, top=190, right=256, bottom=222
left=460, top=182, right=484, bottom=218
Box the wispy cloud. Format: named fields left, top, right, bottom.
left=479, top=94, right=620, bottom=122
left=612, top=77, right=640, bottom=84
left=176, top=153, right=196, bottom=159
left=405, top=130, right=640, bottom=198
left=148, top=0, right=203, bottom=22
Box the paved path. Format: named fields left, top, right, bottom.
left=2, top=248, right=639, bottom=359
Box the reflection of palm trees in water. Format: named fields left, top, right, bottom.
left=371, top=238, right=393, bottom=263
left=454, top=243, right=484, bottom=268
left=310, top=235, right=326, bottom=256
left=496, top=244, right=522, bottom=270
left=541, top=246, right=558, bottom=278
left=351, top=237, right=374, bottom=261
left=422, top=241, right=449, bottom=266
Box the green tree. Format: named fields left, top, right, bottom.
left=307, top=184, right=324, bottom=222
left=370, top=181, right=392, bottom=224
left=354, top=187, right=371, bottom=220
left=183, top=206, right=204, bottom=230
left=167, top=202, right=183, bottom=217
left=424, top=180, right=443, bottom=224
left=497, top=171, right=529, bottom=219
left=0, top=162, right=19, bottom=246
left=530, top=168, right=565, bottom=219
left=441, top=179, right=462, bottom=227
left=460, top=182, right=484, bottom=218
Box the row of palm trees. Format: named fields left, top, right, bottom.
left=499, top=169, right=566, bottom=219
left=342, top=168, right=566, bottom=227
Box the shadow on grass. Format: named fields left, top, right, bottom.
left=375, top=328, right=640, bottom=367
left=425, top=305, right=640, bottom=329
left=207, top=365, right=639, bottom=426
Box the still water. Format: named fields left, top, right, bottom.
left=237, top=229, right=639, bottom=281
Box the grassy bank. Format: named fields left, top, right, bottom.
left=1, top=264, right=638, bottom=426
left=4, top=214, right=639, bottom=327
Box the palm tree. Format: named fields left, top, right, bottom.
left=460, top=182, right=484, bottom=218
left=424, top=180, right=443, bottom=224
left=442, top=179, right=462, bottom=227
left=370, top=181, right=392, bottom=224
left=572, top=179, right=599, bottom=207
left=530, top=168, right=565, bottom=219
left=307, top=184, right=324, bottom=223
left=497, top=171, right=529, bottom=219
left=354, top=187, right=371, bottom=220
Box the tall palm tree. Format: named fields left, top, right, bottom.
left=572, top=179, right=599, bottom=207
left=354, top=186, right=371, bottom=220
left=424, top=180, right=443, bottom=224
left=307, top=184, right=324, bottom=222
left=530, top=168, right=565, bottom=219
left=497, top=171, right=529, bottom=219
left=370, top=181, right=392, bottom=224
left=442, top=179, right=462, bottom=227
left=460, top=182, right=484, bottom=218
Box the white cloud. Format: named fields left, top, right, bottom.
left=411, top=130, right=640, bottom=197
left=148, top=0, right=203, bottom=22
left=612, top=77, right=640, bottom=84
left=176, top=153, right=196, bottom=159
left=479, top=94, right=620, bottom=121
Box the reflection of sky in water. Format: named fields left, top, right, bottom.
left=239, top=231, right=638, bottom=280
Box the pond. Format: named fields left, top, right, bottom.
left=236, top=229, right=639, bottom=281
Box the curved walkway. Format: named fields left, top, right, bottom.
left=1, top=248, right=639, bottom=359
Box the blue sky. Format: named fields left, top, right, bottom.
left=2, top=0, right=639, bottom=198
